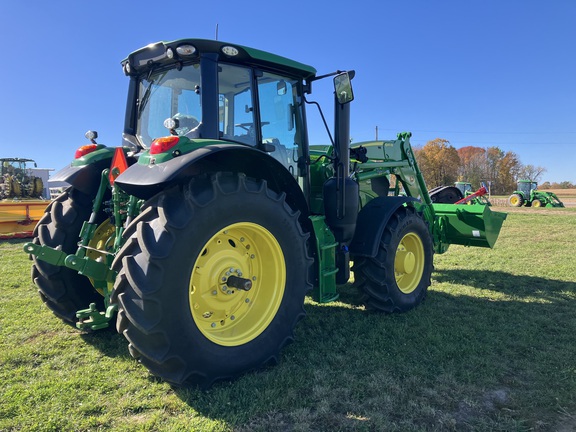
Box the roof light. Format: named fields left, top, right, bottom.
left=176, top=44, right=196, bottom=56
left=75, top=144, right=99, bottom=159
left=163, top=118, right=178, bottom=130
left=166, top=48, right=174, bottom=59
left=85, top=130, right=98, bottom=142
left=149, top=136, right=180, bottom=155
left=221, top=46, right=239, bottom=56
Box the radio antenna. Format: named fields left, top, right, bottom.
left=215, top=24, right=219, bottom=40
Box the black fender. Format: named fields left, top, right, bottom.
left=349, top=196, right=420, bottom=258
left=49, top=158, right=115, bottom=196
left=114, top=144, right=309, bottom=223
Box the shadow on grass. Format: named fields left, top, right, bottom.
left=434, top=268, right=576, bottom=300
left=78, top=327, right=131, bottom=359
left=170, top=271, right=576, bottom=430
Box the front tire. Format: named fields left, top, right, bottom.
left=353, top=206, right=433, bottom=313
left=111, top=173, right=312, bottom=387
left=532, top=199, right=542, bottom=208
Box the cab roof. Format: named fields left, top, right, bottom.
left=123, top=38, right=317, bottom=80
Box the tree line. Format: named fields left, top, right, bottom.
left=412, top=138, right=573, bottom=194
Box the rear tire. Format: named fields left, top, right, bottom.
left=353, top=206, right=433, bottom=313
left=31, top=188, right=105, bottom=324
left=111, top=172, right=312, bottom=388
left=508, top=193, right=524, bottom=207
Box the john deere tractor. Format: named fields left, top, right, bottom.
left=454, top=182, right=491, bottom=205
left=508, top=180, right=564, bottom=208
left=25, top=38, right=506, bottom=388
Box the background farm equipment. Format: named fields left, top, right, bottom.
left=454, top=181, right=491, bottom=205
left=428, top=182, right=491, bottom=206
left=24, top=38, right=506, bottom=388
left=508, top=180, right=564, bottom=208
left=0, top=158, right=49, bottom=238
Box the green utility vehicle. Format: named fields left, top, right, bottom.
left=508, top=180, right=564, bottom=208
left=25, top=39, right=506, bottom=388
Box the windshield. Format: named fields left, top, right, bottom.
left=136, top=64, right=202, bottom=147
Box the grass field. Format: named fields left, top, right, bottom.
left=1, top=206, right=576, bottom=431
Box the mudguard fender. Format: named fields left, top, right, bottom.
left=114, top=144, right=308, bottom=212
left=49, top=158, right=114, bottom=196
left=349, top=196, right=420, bottom=258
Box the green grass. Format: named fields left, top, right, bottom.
left=1, top=208, right=576, bottom=431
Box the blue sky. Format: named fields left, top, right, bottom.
left=1, top=1, right=574, bottom=183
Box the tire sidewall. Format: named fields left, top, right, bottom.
left=130, top=179, right=309, bottom=378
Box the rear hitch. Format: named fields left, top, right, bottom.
left=76, top=303, right=118, bottom=331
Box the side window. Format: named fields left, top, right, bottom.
left=218, top=64, right=256, bottom=146
left=257, top=72, right=300, bottom=175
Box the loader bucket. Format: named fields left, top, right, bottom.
left=432, top=203, right=507, bottom=249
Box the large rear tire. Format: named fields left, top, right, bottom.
left=508, top=193, right=524, bottom=207
left=353, top=206, right=433, bottom=313
left=31, top=188, right=105, bottom=324
left=111, top=173, right=312, bottom=388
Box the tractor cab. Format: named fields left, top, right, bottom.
left=517, top=180, right=537, bottom=197
left=455, top=182, right=473, bottom=196
left=120, top=40, right=317, bottom=183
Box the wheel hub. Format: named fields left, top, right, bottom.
left=396, top=247, right=416, bottom=274
left=394, top=232, right=425, bottom=294
left=190, top=222, right=285, bottom=346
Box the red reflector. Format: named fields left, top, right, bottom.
left=149, top=136, right=179, bottom=155
left=109, top=147, right=129, bottom=186
left=75, top=144, right=99, bottom=159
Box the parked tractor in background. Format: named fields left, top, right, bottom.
left=454, top=181, right=491, bottom=205
left=508, top=180, right=564, bottom=208
left=428, top=182, right=490, bottom=206
left=24, top=38, right=507, bottom=388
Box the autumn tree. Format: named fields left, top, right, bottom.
left=457, top=146, right=487, bottom=188
left=495, top=151, right=522, bottom=194
left=413, top=138, right=461, bottom=188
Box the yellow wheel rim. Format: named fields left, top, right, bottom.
left=532, top=200, right=541, bottom=207
left=86, top=219, right=116, bottom=295
left=190, top=222, right=285, bottom=346
left=510, top=196, right=519, bottom=206
left=394, top=232, right=425, bottom=294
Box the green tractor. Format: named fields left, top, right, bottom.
left=24, top=38, right=507, bottom=388
left=454, top=181, right=491, bottom=205
left=508, top=180, right=564, bottom=208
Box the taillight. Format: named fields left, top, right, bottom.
left=149, top=136, right=179, bottom=155
left=75, top=144, right=99, bottom=159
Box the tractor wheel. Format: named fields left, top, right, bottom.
left=111, top=172, right=312, bottom=388
left=508, top=193, right=524, bottom=207
left=32, top=177, right=44, bottom=197
left=353, top=206, right=433, bottom=313
left=30, top=187, right=106, bottom=324
left=532, top=199, right=542, bottom=208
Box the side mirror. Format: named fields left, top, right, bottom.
left=334, top=71, right=354, bottom=104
